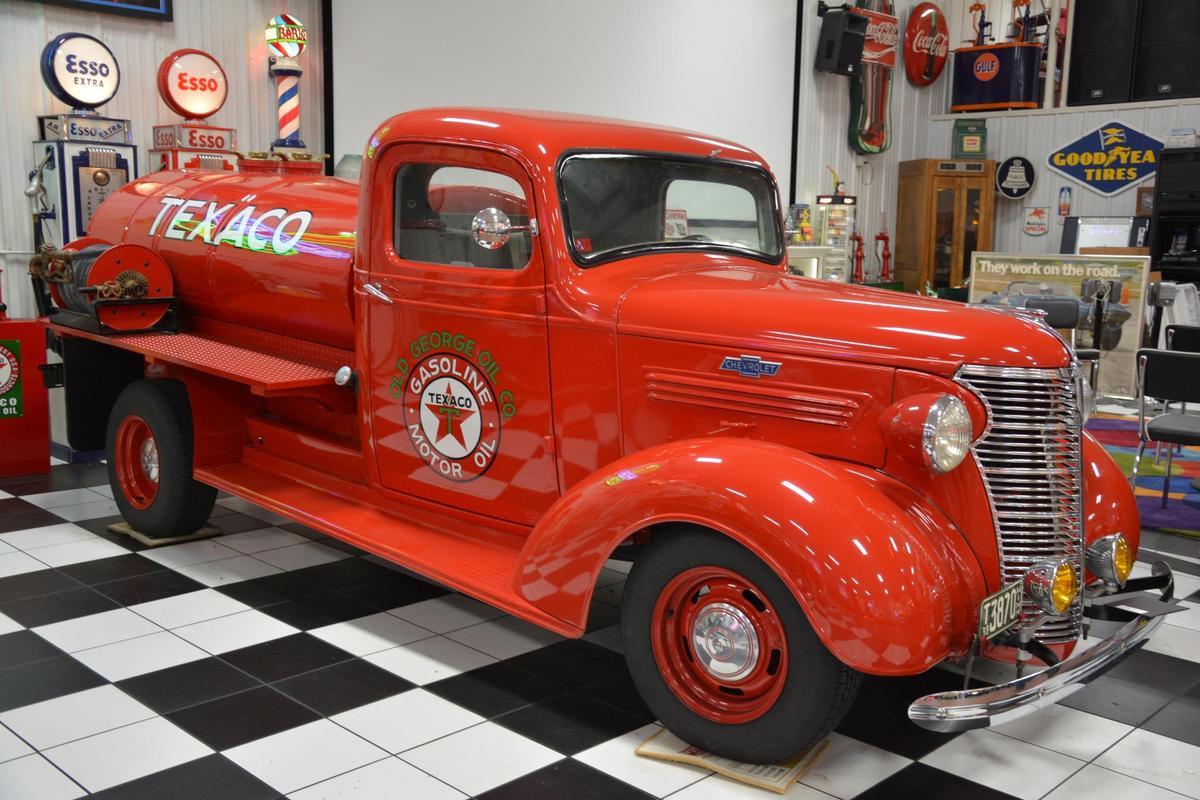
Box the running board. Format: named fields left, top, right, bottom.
left=195, top=456, right=581, bottom=638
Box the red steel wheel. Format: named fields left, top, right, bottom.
left=113, top=415, right=159, bottom=510
left=651, top=566, right=788, bottom=724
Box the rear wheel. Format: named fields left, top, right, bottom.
left=106, top=379, right=216, bottom=537
left=621, top=528, right=859, bottom=764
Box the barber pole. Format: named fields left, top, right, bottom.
left=265, top=14, right=308, bottom=152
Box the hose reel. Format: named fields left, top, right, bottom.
left=30, top=241, right=175, bottom=332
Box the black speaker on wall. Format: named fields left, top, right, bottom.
left=814, top=9, right=867, bottom=76
left=1133, top=0, right=1200, bottom=100
left=1068, top=0, right=1139, bottom=105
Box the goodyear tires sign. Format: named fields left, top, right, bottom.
left=1046, top=121, right=1164, bottom=197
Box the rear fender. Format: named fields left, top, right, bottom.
left=516, top=437, right=987, bottom=675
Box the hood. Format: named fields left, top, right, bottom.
left=615, top=266, right=1071, bottom=376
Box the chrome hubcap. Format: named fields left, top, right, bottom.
left=140, top=438, right=159, bottom=483
left=691, top=602, right=758, bottom=681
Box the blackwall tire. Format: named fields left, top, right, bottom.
left=106, top=379, right=216, bottom=537
left=621, top=528, right=860, bottom=764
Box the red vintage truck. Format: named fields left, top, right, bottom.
left=30, top=109, right=1176, bottom=764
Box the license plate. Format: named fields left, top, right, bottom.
left=978, top=581, right=1022, bottom=640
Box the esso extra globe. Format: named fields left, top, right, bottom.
left=40, top=33, right=121, bottom=109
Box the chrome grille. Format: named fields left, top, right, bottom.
left=957, top=365, right=1084, bottom=644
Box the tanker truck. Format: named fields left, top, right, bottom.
left=30, top=108, right=1175, bottom=764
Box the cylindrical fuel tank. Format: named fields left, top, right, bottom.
left=86, top=158, right=359, bottom=350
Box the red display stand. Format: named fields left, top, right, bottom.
left=0, top=315, right=50, bottom=477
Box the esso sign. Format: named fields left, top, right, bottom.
left=157, top=49, right=228, bottom=120
left=904, top=2, right=949, bottom=87
left=40, top=33, right=121, bottom=110
left=974, top=53, right=1000, bottom=82
left=188, top=129, right=226, bottom=149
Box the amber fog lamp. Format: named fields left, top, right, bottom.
left=1025, top=559, right=1078, bottom=615
left=880, top=393, right=973, bottom=474
left=1086, top=533, right=1133, bottom=587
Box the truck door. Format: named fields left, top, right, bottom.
left=364, top=144, right=558, bottom=525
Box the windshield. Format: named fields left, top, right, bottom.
left=559, top=153, right=782, bottom=266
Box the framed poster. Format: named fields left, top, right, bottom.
left=968, top=252, right=1150, bottom=398
left=20, top=0, right=172, bottom=22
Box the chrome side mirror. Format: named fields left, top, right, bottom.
left=471, top=207, right=537, bottom=250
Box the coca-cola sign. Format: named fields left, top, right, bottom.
left=904, top=2, right=949, bottom=86
left=852, top=8, right=899, bottom=69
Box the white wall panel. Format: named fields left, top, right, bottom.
left=0, top=0, right=325, bottom=318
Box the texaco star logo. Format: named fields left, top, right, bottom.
left=403, top=353, right=500, bottom=481
left=0, top=345, right=18, bottom=396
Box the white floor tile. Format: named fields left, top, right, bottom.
left=29, top=537, right=129, bottom=567
left=45, top=500, right=121, bottom=523
left=171, top=609, right=298, bottom=654
left=311, top=612, right=434, bottom=657
left=1044, top=763, right=1195, bottom=800
left=0, top=611, right=22, bottom=636
left=0, top=685, right=154, bottom=750
left=332, top=689, right=484, bottom=754
left=0, top=522, right=94, bottom=551
left=388, top=595, right=506, bottom=634
left=290, top=756, right=467, bottom=800
left=172, top=555, right=283, bottom=587
left=673, top=774, right=836, bottom=799
left=224, top=719, right=386, bottom=794
left=0, top=754, right=84, bottom=800
left=445, top=616, right=564, bottom=660
left=0, top=540, right=13, bottom=554
left=71, top=631, right=208, bottom=682
left=920, top=729, right=1084, bottom=800
left=0, top=724, right=33, bottom=763
left=582, top=624, right=624, bottom=654
left=216, top=527, right=309, bottom=554
left=138, top=539, right=242, bottom=570
left=576, top=724, right=711, bottom=797
left=19, top=488, right=106, bottom=509
left=34, top=608, right=162, bottom=653
left=1095, top=728, right=1200, bottom=799
left=1164, top=601, right=1200, bottom=633
left=0, top=488, right=11, bottom=499
left=363, top=636, right=497, bottom=685
left=0, top=550, right=54, bottom=578
left=1142, top=621, right=1200, bottom=661
left=43, top=716, right=211, bottom=793
left=400, top=721, right=561, bottom=796
left=130, top=589, right=251, bottom=629
left=798, top=732, right=912, bottom=800
left=993, top=704, right=1133, bottom=761
left=251, top=541, right=348, bottom=571
left=89, top=485, right=113, bottom=499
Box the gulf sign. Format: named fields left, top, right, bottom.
left=1046, top=121, right=1164, bottom=196
left=157, top=49, right=228, bottom=120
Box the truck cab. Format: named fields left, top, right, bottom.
left=33, top=108, right=1175, bottom=764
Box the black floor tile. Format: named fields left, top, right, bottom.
left=585, top=601, right=620, bottom=633
left=1142, top=681, right=1200, bottom=747
left=1060, top=674, right=1176, bottom=726
left=338, top=574, right=450, bottom=610
left=280, top=521, right=330, bottom=540
left=207, top=512, right=277, bottom=535
left=58, top=553, right=163, bottom=585
left=214, top=571, right=327, bottom=608
left=0, top=498, right=67, bottom=533
left=256, top=592, right=378, bottom=630
left=427, top=661, right=569, bottom=719
left=578, top=671, right=654, bottom=718
left=496, top=691, right=651, bottom=755
left=167, top=685, right=320, bottom=751
left=220, top=633, right=351, bottom=682
left=856, top=763, right=1020, bottom=800
left=0, top=463, right=108, bottom=495
left=274, top=658, right=414, bottom=715
left=320, top=537, right=367, bottom=556
left=117, top=657, right=260, bottom=715
left=93, top=569, right=206, bottom=606
left=91, top=753, right=278, bottom=800
left=477, top=758, right=653, bottom=800
left=75, top=516, right=152, bottom=552
left=293, top=557, right=399, bottom=590
left=0, top=655, right=106, bottom=711
left=837, top=672, right=979, bottom=760
left=1106, top=649, right=1200, bottom=696
left=0, top=586, right=118, bottom=627
left=0, top=630, right=64, bottom=670
left=0, top=568, right=82, bottom=604
left=508, top=640, right=629, bottom=689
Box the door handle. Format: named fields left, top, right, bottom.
left=363, top=282, right=394, bottom=304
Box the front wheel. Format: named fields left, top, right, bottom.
left=107, top=379, right=216, bottom=537
left=621, top=528, right=859, bottom=764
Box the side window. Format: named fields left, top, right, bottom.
left=663, top=179, right=760, bottom=249
left=394, top=164, right=531, bottom=269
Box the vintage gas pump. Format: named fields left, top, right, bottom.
left=149, top=49, right=237, bottom=172
left=29, top=33, right=136, bottom=249
left=0, top=300, right=50, bottom=478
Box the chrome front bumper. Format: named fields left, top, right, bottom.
left=908, top=563, right=1177, bottom=732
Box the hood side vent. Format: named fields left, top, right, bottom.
left=646, top=368, right=866, bottom=427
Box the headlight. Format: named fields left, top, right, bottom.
left=1024, top=559, right=1078, bottom=615
left=1086, top=533, right=1133, bottom=587
left=923, top=395, right=972, bottom=474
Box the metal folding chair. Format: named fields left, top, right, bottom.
left=1132, top=348, right=1200, bottom=507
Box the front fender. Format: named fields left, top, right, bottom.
left=1083, top=430, right=1141, bottom=568
left=516, top=437, right=987, bottom=675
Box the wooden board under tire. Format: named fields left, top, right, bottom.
left=108, top=521, right=222, bottom=547
left=636, top=728, right=828, bottom=794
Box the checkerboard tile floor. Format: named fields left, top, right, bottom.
left=1, top=461, right=1198, bottom=799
